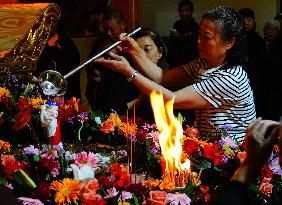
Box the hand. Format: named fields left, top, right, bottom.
left=118, top=35, right=143, bottom=56
left=231, top=118, right=280, bottom=183
left=95, top=52, right=134, bottom=77
left=244, top=118, right=279, bottom=168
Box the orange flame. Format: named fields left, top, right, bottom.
left=150, top=91, right=190, bottom=187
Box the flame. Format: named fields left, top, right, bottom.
left=150, top=91, right=190, bottom=187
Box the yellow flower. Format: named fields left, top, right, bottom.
left=24, top=84, right=35, bottom=94
left=28, top=97, right=47, bottom=109
left=0, top=140, right=11, bottom=152
left=50, top=178, right=81, bottom=205
left=118, top=202, right=131, bottom=205
left=159, top=178, right=175, bottom=191
left=0, top=87, right=10, bottom=99
left=144, top=179, right=161, bottom=189
left=119, top=122, right=137, bottom=138
left=109, top=113, right=122, bottom=127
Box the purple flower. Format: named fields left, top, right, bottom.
left=218, top=124, right=233, bottom=131
left=116, top=150, right=128, bottom=157
left=67, top=117, right=74, bottom=124
left=21, top=84, right=27, bottom=89
left=23, top=145, right=40, bottom=155
left=168, top=192, right=191, bottom=205
left=150, top=147, right=160, bottom=154
left=268, top=153, right=282, bottom=175
left=219, top=136, right=238, bottom=149
left=221, top=154, right=229, bottom=164
left=55, top=143, right=65, bottom=154
left=77, top=112, right=89, bottom=123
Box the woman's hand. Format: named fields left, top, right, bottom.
left=118, top=35, right=144, bottom=56
left=95, top=52, right=134, bottom=77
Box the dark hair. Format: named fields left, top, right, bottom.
left=103, top=9, right=124, bottom=22
left=134, top=28, right=167, bottom=67
left=238, top=8, right=255, bottom=19
left=202, top=6, right=246, bottom=67
left=178, top=0, right=194, bottom=12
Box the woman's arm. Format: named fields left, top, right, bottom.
left=120, top=36, right=193, bottom=87
left=96, top=53, right=212, bottom=109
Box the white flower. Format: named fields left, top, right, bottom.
left=70, top=164, right=95, bottom=183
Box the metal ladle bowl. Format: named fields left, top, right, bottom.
left=38, top=27, right=141, bottom=97
left=39, top=70, right=67, bottom=96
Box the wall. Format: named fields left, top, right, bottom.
left=142, top=0, right=278, bottom=37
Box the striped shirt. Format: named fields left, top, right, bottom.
left=182, top=59, right=256, bottom=142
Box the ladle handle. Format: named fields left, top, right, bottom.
left=63, top=27, right=142, bottom=79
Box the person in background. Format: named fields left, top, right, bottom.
left=262, top=20, right=282, bottom=121
left=167, top=0, right=199, bottom=67
left=214, top=118, right=282, bottom=205
left=96, top=6, right=256, bottom=143
left=274, top=13, right=282, bottom=37
left=85, top=9, right=138, bottom=115
left=128, top=28, right=168, bottom=123
left=238, top=8, right=268, bottom=119
left=36, top=24, right=81, bottom=100
left=263, top=20, right=280, bottom=51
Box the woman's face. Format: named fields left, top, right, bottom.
left=178, top=5, right=193, bottom=20
left=198, top=18, right=233, bottom=67
left=264, top=27, right=279, bottom=42
left=243, top=17, right=255, bottom=32
left=136, top=35, right=162, bottom=64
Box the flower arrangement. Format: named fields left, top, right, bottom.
left=0, top=75, right=281, bottom=204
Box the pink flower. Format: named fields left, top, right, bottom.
left=105, top=187, right=133, bottom=201
left=100, top=119, right=115, bottom=134
left=81, top=180, right=105, bottom=205
left=18, top=197, right=44, bottom=205
left=74, top=151, right=99, bottom=168
left=167, top=192, right=191, bottom=205
left=259, top=177, right=273, bottom=197
left=39, top=154, right=60, bottom=177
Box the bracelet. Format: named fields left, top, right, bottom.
left=127, top=70, right=139, bottom=82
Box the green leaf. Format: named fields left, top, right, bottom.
left=183, top=181, right=197, bottom=196
left=33, top=154, right=40, bottom=162
left=132, top=193, right=140, bottom=205
left=177, top=113, right=184, bottom=125
left=192, top=157, right=212, bottom=170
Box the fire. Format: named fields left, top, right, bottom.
left=150, top=91, right=190, bottom=188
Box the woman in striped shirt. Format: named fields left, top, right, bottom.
left=96, top=6, right=256, bottom=143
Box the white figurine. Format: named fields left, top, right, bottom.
left=40, top=100, right=61, bottom=145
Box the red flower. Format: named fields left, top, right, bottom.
left=32, top=182, right=51, bottom=202
left=184, top=126, right=200, bottom=138
left=59, top=98, right=80, bottom=123
left=100, top=119, right=115, bottom=134
left=97, top=176, right=111, bottom=189
left=184, top=139, right=199, bottom=155
left=12, top=108, right=32, bottom=131
left=1, top=155, right=26, bottom=180
left=109, top=163, right=123, bottom=177
left=0, top=116, right=4, bottom=127
left=125, top=183, right=148, bottom=197
left=261, top=165, right=273, bottom=179
left=136, top=129, right=147, bottom=142
left=109, top=163, right=130, bottom=189
left=259, top=177, right=273, bottom=197
left=203, top=143, right=224, bottom=166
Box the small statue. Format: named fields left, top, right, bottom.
left=40, top=99, right=61, bottom=145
